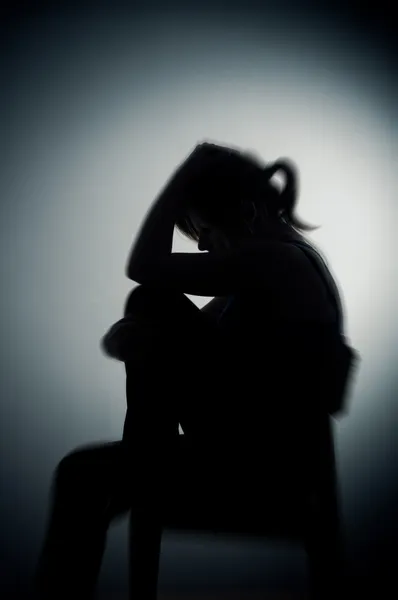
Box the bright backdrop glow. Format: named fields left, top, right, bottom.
left=1, top=4, right=396, bottom=597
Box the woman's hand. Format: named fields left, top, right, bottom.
left=167, top=142, right=235, bottom=196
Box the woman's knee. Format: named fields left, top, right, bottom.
left=54, top=442, right=123, bottom=485
left=124, top=284, right=174, bottom=316
left=124, top=284, right=199, bottom=322
left=54, top=448, right=88, bottom=489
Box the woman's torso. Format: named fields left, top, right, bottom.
left=180, top=234, right=344, bottom=449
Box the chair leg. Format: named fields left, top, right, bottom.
left=303, top=415, right=349, bottom=599
left=128, top=506, right=162, bottom=600
left=306, top=531, right=345, bottom=599
left=304, top=492, right=346, bottom=600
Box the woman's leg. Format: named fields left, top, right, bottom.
left=32, top=288, right=209, bottom=599
left=32, top=441, right=132, bottom=600
left=121, top=285, right=210, bottom=450
left=123, top=284, right=203, bottom=323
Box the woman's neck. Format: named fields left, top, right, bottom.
left=237, top=219, right=306, bottom=246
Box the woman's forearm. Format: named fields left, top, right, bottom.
left=125, top=171, right=185, bottom=282
left=125, top=143, right=213, bottom=281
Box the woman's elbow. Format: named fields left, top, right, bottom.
left=100, top=334, right=121, bottom=360
left=100, top=323, right=129, bottom=360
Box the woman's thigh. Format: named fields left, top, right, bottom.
left=55, top=437, right=200, bottom=524
left=122, top=285, right=220, bottom=431
left=55, top=436, right=297, bottom=534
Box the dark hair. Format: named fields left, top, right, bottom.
left=175, top=147, right=320, bottom=243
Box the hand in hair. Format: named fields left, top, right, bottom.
left=164, top=142, right=240, bottom=197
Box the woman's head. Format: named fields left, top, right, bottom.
left=175, top=145, right=319, bottom=251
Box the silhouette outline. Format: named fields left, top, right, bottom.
left=32, top=145, right=360, bottom=600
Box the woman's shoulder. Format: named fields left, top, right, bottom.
left=241, top=232, right=331, bottom=278
left=238, top=234, right=323, bottom=279
left=239, top=236, right=340, bottom=324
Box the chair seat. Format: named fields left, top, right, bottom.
left=161, top=494, right=308, bottom=540
left=128, top=417, right=346, bottom=600
left=154, top=437, right=312, bottom=540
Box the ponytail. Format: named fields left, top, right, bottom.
left=262, top=158, right=320, bottom=233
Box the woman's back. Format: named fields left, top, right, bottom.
left=179, top=237, right=344, bottom=454
left=219, top=237, right=340, bottom=328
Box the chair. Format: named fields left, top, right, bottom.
left=127, top=333, right=359, bottom=600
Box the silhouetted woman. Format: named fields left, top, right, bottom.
left=32, top=142, right=349, bottom=599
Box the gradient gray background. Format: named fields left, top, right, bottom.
left=1, top=1, right=397, bottom=597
